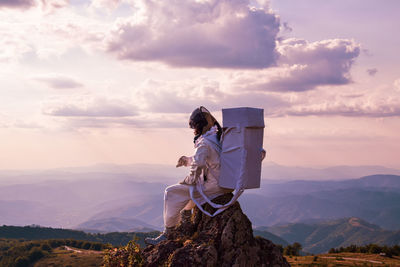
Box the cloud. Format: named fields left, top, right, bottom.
left=58, top=113, right=187, bottom=129
left=41, top=78, right=400, bottom=130
left=43, top=97, right=137, bottom=117
left=0, top=4, right=106, bottom=63
left=275, top=79, right=400, bottom=117
left=40, top=0, right=68, bottom=13
left=0, top=0, right=67, bottom=11
left=133, top=78, right=290, bottom=115
left=42, top=94, right=195, bottom=128
left=395, top=79, right=400, bottom=92
left=229, top=38, right=361, bottom=92
left=106, top=0, right=280, bottom=68
left=132, top=74, right=400, bottom=120
left=90, top=0, right=121, bottom=10
left=282, top=102, right=400, bottom=118
left=284, top=104, right=400, bottom=118
left=277, top=38, right=360, bottom=86
left=0, top=0, right=35, bottom=9
left=367, top=68, right=378, bottom=76
left=33, top=74, right=84, bottom=89
left=13, top=120, right=43, bottom=129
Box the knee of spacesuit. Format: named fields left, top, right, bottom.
left=164, top=184, right=174, bottom=196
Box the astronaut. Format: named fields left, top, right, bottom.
left=145, top=106, right=232, bottom=245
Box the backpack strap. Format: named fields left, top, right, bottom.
left=189, top=182, right=244, bottom=217
left=189, top=141, right=247, bottom=217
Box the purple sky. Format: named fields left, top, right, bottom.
left=0, top=0, right=399, bottom=170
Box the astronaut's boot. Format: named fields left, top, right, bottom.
left=145, top=227, right=173, bottom=245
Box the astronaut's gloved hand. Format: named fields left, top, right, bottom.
left=176, top=156, right=190, bottom=168
left=261, top=149, right=266, bottom=161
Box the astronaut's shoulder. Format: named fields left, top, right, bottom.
left=194, top=136, right=209, bottom=148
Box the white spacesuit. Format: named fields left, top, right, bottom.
left=164, top=125, right=232, bottom=228
left=146, top=107, right=230, bottom=245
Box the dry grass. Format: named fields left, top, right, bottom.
left=286, top=253, right=400, bottom=266
left=33, top=247, right=104, bottom=267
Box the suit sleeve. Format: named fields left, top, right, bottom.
left=180, top=142, right=208, bottom=185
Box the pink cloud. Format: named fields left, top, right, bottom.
left=275, top=39, right=360, bottom=90
left=40, top=0, right=68, bottom=12
left=0, top=0, right=67, bottom=10
left=43, top=98, right=137, bottom=117
left=0, top=0, right=35, bottom=9
left=284, top=104, right=400, bottom=118
left=106, top=0, right=280, bottom=68
left=33, top=74, right=83, bottom=89
left=133, top=78, right=290, bottom=116
left=231, top=39, right=361, bottom=92
left=57, top=115, right=186, bottom=129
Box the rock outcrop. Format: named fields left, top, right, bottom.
left=142, top=193, right=290, bottom=266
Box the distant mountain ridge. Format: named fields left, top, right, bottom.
left=242, top=174, right=400, bottom=230
left=76, top=217, right=161, bottom=233
left=1, top=163, right=399, bottom=185
left=259, top=217, right=400, bottom=254
left=258, top=174, right=400, bottom=197
left=261, top=163, right=400, bottom=181
left=1, top=167, right=400, bottom=231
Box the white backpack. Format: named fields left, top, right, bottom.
left=189, top=107, right=265, bottom=216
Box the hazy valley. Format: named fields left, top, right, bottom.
left=1, top=163, right=400, bottom=254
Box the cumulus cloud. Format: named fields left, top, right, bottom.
left=0, top=0, right=35, bottom=9
left=41, top=94, right=192, bottom=128
left=285, top=105, right=400, bottom=118
left=90, top=0, right=121, bottom=10
left=133, top=78, right=290, bottom=116
left=229, top=38, right=361, bottom=92
left=277, top=39, right=360, bottom=86
left=33, top=74, right=84, bottom=89
left=59, top=113, right=186, bottom=129
left=40, top=0, right=68, bottom=13
left=41, top=78, right=400, bottom=130
left=43, top=97, right=137, bottom=117
left=106, top=0, right=280, bottom=68
left=275, top=78, right=400, bottom=117
left=0, top=0, right=67, bottom=11
left=0, top=2, right=107, bottom=63
left=0, top=30, right=32, bottom=62
left=133, top=74, right=400, bottom=120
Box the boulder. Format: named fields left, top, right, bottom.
left=142, top=193, right=290, bottom=267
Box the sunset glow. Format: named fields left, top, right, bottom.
left=1, top=0, right=399, bottom=170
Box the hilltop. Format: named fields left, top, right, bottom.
left=107, top=193, right=290, bottom=266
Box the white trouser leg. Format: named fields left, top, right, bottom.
left=164, top=184, right=192, bottom=228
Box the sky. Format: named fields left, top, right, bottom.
left=0, top=0, right=399, bottom=170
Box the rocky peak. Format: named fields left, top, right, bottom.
left=142, top=193, right=290, bottom=266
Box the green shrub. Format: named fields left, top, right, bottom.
left=28, top=247, right=45, bottom=262
left=103, top=240, right=143, bottom=267
left=82, top=242, right=91, bottom=250
left=90, top=243, right=103, bottom=251
left=40, top=243, right=52, bottom=252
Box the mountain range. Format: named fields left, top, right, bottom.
left=241, top=176, right=400, bottom=230
left=78, top=174, right=400, bottom=231
left=0, top=164, right=400, bottom=232
left=257, top=217, right=400, bottom=254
